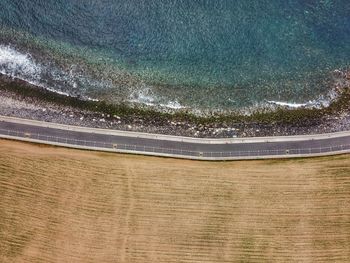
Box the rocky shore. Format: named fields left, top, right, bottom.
left=0, top=71, right=349, bottom=138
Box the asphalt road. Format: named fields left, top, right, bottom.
left=0, top=118, right=349, bottom=160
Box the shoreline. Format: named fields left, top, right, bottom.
left=0, top=71, right=349, bottom=138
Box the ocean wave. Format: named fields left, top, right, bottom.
left=0, top=45, right=72, bottom=96
left=267, top=100, right=309, bottom=108
left=128, top=87, right=185, bottom=110
left=129, top=87, right=156, bottom=106
left=0, top=45, right=344, bottom=115
left=266, top=88, right=339, bottom=110
left=160, top=100, right=184, bottom=110
left=0, top=45, right=41, bottom=81
left=0, top=45, right=105, bottom=101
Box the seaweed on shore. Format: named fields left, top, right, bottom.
left=0, top=74, right=349, bottom=128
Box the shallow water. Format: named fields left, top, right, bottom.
left=0, top=0, right=349, bottom=112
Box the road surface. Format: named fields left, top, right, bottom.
left=0, top=116, right=349, bottom=160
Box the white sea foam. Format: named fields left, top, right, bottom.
left=0, top=45, right=41, bottom=80
left=266, top=93, right=336, bottom=109
left=0, top=46, right=73, bottom=97
left=160, top=100, right=184, bottom=109
left=0, top=45, right=341, bottom=115
left=130, top=87, right=155, bottom=105
left=267, top=100, right=309, bottom=108
left=129, top=87, right=185, bottom=110
left=0, top=45, right=103, bottom=101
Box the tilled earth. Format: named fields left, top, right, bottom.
left=0, top=140, right=349, bottom=262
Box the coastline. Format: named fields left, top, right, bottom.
left=0, top=70, right=349, bottom=138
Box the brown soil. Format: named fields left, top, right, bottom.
left=0, top=139, right=349, bottom=262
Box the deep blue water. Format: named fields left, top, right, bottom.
left=0, top=0, right=349, bottom=112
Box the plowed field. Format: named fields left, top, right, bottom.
left=0, top=139, right=349, bottom=262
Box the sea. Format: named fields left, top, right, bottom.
left=0, top=0, right=349, bottom=114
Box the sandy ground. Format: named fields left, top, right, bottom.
left=0, top=139, right=349, bottom=262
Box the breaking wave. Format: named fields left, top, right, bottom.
left=0, top=45, right=41, bottom=82
left=0, top=45, right=345, bottom=115
left=128, top=86, right=185, bottom=109
left=0, top=0, right=349, bottom=116
left=0, top=45, right=111, bottom=100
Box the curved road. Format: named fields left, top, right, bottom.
left=0, top=116, right=349, bottom=160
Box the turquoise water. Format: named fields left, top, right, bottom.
left=0, top=0, right=349, bottom=112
